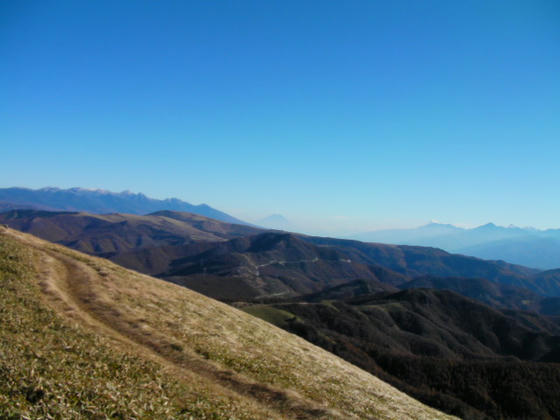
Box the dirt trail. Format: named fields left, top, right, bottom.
left=9, top=230, right=347, bottom=420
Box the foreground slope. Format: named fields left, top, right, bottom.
left=0, top=227, right=453, bottom=420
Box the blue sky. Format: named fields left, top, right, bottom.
left=1, top=1, right=559, bottom=234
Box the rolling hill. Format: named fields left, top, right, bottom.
left=240, top=288, right=560, bottom=419
left=0, top=226, right=453, bottom=419
left=303, top=236, right=546, bottom=292
left=532, top=269, right=560, bottom=297
left=400, top=276, right=545, bottom=312
left=3, top=209, right=560, bottom=303
left=0, top=209, right=260, bottom=255
left=162, top=232, right=401, bottom=299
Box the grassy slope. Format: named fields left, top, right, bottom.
left=0, top=230, right=270, bottom=419
left=0, top=228, right=454, bottom=420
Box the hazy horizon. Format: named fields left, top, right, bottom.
left=2, top=1, right=559, bottom=234
left=3, top=184, right=560, bottom=237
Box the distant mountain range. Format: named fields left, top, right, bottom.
left=257, top=214, right=292, bottom=230
left=0, top=187, right=248, bottom=225
left=352, top=222, right=560, bottom=269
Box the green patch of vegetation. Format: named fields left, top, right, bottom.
left=317, top=300, right=340, bottom=311
left=0, top=234, right=256, bottom=419
left=241, top=305, right=296, bottom=328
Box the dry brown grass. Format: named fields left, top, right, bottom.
left=1, top=227, right=457, bottom=419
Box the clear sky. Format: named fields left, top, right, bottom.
left=1, top=1, right=559, bottom=234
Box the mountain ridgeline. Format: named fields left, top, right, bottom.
left=0, top=187, right=249, bottom=225
left=353, top=221, right=560, bottom=270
